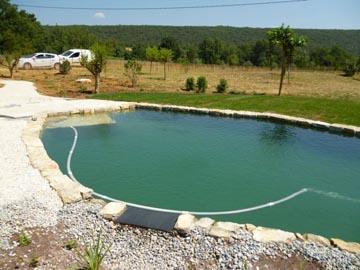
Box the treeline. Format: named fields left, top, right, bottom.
left=43, top=25, right=360, bottom=55
left=39, top=26, right=359, bottom=71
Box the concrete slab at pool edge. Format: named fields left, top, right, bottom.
left=1, top=79, right=359, bottom=254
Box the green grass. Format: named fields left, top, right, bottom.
left=90, top=92, right=360, bottom=126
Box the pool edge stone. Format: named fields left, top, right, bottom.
left=134, top=102, right=360, bottom=137
left=100, top=201, right=127, bottom=221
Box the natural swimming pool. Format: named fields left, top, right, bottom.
left=41, top=110, right=360, bottom=241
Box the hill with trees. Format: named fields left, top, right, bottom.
left=43, top=25, right=360, bottom=55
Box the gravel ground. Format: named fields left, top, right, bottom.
left=59, top=201, right=360, bottom=270
left=0, top=118, right=62, bottom=250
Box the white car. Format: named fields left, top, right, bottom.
left=59, top=49, right=93, bottom=65
left=18, top=53, right=61, bottom=70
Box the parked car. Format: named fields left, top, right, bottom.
left=59, top=49, right=93, bottom=65
left=18, top=53, right=61, bottom=70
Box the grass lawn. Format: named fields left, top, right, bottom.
left=90, top=92, right=360, bottom=126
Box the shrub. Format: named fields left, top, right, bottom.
left=124, top=60, right=142, bottom=87
left=216, top=79, right=228, bottom=93
left=343, top=62, right=358, bottom=77
left=185, top=77, right=195, bottom=91
left=196, top=76, right=208, bottom=93
left=59, top=60, right=71, bottom=75
left=18, top=232, right=31, bottom=247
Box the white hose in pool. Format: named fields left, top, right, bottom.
left=67, top=126, right=310, bottom=215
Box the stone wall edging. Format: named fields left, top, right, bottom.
left=21, top=101, right=360, bottom=254
left=21, top=102, right=136, bottom=204
left=134, top=102, right=360, bottom=137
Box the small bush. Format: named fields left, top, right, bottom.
left=124, top=60, right=142, bottom=87
left=216, top=79, right=228, bottom=93
left=196, top=76, right=208, bottom=93
left=185, top=77, right=195, bottom=91
left=343, top=62, right=358, bottom=77
left=59, top=60, right=71, bottom=75
left=18, top=232, right=31, bottom=247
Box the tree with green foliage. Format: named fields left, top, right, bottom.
left=159, top=36, right=182, bottom=60
left=81, top=43, right=108, bottom=93
left=185, top=45, right=198, bottom=63
left=198, top=38, right=224, bottom=64
left=42, top=25, right=95, bottom=54
left=342, top=62, right=358, bottom=77
left=237, top=44, right=252, bottom=65
left=158, top=48, right=173, bottom=80
left=267, top=25, right=306, bottom=95
left=145, top=47, right=159, bottom=75
left=250, top=40, right=268, bottom=67
left=0, top=0, right=43, bottom=77
left=124, top=60, right=142, bottom=87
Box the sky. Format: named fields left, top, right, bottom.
left=11, top=0, right=360, bottom=29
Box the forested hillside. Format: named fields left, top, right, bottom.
left=43, top=25, right=360, bottom=55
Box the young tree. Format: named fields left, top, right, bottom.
left=267, top=25, right=306, bottom=95
left=198, top=38, right=224, bottom=64
left=0, top=52, right=20, bottom=78
left=158, top=48, right=173, bottom=80
left=124, top=60, right=142, bottom=87
left=81, top=43, right=108, bottom=93
left=0, top=0, right=43, bottom=77
left=145, top=47, right=159, bottom=75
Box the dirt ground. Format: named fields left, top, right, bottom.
left=0, top=225, right=81, bottom=270
left=1, top=60, right=359, bottom=99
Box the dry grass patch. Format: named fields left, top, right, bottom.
left=1, top=59, right=359, bottom=99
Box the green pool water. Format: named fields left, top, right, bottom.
left=41, top=110, right=360, bottom=241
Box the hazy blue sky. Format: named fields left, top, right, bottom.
left=11, top=0, right=360, bottom=29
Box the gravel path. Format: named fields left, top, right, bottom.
left=0, top=79, right=359, bottom=269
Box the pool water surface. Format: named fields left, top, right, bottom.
left=42, top=110, right=360, bottom=241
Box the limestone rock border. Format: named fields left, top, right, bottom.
left=22, top=101, right=360, bottom=254
left=135, top=102, right=360, bottom=137
left=21, top=103, right=136, bottom=204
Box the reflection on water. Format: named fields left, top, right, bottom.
left=260, top=124, right=295, bottom=145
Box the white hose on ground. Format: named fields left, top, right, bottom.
left=67, top=126, right=309, bottom=215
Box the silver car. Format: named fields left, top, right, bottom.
left=18, top=53, right=61, bottom=70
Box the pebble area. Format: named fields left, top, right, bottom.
left=1, top=79, right=360, bottom=269
left=60, top=201, right=360, bottom=270
left=0, top=117, right=62, bottom=249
